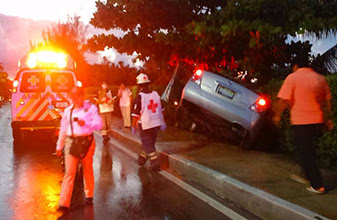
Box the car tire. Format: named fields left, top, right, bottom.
left=240, top=133, right=255, bottom=149
left=231, top=124, right=253, bottom=149
left=175, top=106, right=195, bottom=131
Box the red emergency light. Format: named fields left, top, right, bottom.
left=250, top=97, right=269, bottom=113
left=192, top=69, right=204, bottom=81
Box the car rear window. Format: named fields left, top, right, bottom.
left=20, top=72, right=46, bottom=93
left=51, top=72, right=75, bottom=92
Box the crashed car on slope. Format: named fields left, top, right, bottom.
left=162, top=65, right=270, bottom=148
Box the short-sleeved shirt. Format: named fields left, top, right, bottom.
left=118, top=88, right=132, bottom=107
left=277, top=68, right=332, bottom=125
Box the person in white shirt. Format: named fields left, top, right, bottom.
left=56, top=87, right=102, bottom=211
left=131, top=73, right=166, bottom=171
left=117, top=83, right=132, bottom=128
left=96, top=82, right=114, bottom=143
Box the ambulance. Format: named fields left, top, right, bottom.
left=11, top=48, right=82, bottom=143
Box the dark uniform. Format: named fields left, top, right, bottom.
left=132, top=74, right=165, bottom=171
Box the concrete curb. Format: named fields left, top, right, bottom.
left=107, top=128, right=330, bottom=220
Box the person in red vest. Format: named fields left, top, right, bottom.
left=131, top=73, right=166, bottom=171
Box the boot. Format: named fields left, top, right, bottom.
left=103, top=135, right=110, bottom=144
left=148, top=152, right=160, bottom=171
left=138, top=151, right=148, bottom=166
left=150, top=158, right=160, bottom=172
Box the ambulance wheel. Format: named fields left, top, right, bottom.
left=12, top=127, right=25, bottom=144
left=52, top=133, right=58, bottom=146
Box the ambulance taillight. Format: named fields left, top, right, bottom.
left=76, top=81, right=83, bottom=87
left=12, top=80, right=18, bottom=93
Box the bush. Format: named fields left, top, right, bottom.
left=261, top=75, right=337, bottom=169
left=317, top=75, right=337, bottom=168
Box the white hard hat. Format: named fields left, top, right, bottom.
left=136, top=73, right=151, bottom=84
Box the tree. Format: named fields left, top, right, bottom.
left=0, top=69, right=10, bottom=99
left=86, top=62, right=139, bottom=86
left=88, top=0, right=220, bottom=83
left=41, top=16, right=91, bottom=84
left=88, top=0, right=337, bottom=85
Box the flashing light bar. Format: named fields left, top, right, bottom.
left=25, top=50, right=68, bottom=69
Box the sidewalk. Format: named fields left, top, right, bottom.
left=109, top=116, right=337, bottom=220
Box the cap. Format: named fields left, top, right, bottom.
left=136, top=73, right=151, bottom=84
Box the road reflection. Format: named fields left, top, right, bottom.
left=10, top=138, right=63, bottom=220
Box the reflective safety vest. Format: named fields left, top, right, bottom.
left=140, top=91, right=164, bottom=130
left=98, top=89, right=114, bottom=113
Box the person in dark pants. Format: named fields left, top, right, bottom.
left=95, top=82, right=115, bottom=144
left=273, top=62, right=333, bottom=194
left=131, top=73, right=166, bottom=171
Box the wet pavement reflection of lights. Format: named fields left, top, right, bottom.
left=0, top=105, right=236, bottom=220
left=10, top=148, right=64, bottom=220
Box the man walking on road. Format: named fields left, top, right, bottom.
left=131, top=73, right=166, bottom=171
left=273, top=61, right=333, bottom=194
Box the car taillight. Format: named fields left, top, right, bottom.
left=192, top=69, right=203, bottom=85
left=250, top=97, right=269, bottom=113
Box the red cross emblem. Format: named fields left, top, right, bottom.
left=57, top=75, right=69, bottom=89
left=28, top=75, right=39, bottom=86
left=147, top=99, right=158, bottom=113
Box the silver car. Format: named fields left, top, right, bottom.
left=162, top=66, right=270, bottom=148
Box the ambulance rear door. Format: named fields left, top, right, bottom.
left=11, top=69, right=76, bottom=128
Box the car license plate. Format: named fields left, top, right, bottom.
left=217, top=85, right=235, bottom=99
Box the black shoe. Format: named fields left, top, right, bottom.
left=86, top=197, right=93, bottom=205
left=57, top=206, right=69, bottom=212
left=150, top=159, right=160, bottom=172
left=103, top=135, right=110, bottom=144
left=138, top=155, right=148, bottom=166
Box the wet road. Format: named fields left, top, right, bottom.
left=0, top=103, right=233, bottom=220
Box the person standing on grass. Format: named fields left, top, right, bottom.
left=117, top=83, right=133, bottom=128
left=273, top=61, right=333, bottom=194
